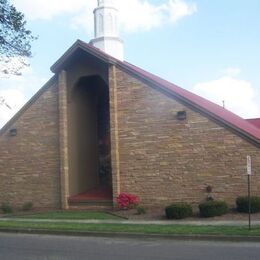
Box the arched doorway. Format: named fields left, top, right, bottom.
left=68, top=75, right=112, bottom=203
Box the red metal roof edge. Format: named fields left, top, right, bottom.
left=51, top=40, right=260, bottom=143
left=51, top=40, right=115, bottom=73
left=246, top=118, right=260, bottom=129
left=121, top=61, right=260, bottom=142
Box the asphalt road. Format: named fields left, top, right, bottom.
left=0, top=233, right=260, bottom=260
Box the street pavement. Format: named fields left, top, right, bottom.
left=0, top=232, right=260, bottom=260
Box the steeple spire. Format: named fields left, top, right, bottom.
left=90, top=0, right=124, bottom=60
left=98, top=0, right=115, bottom=6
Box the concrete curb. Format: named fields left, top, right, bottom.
left=1, top=228, right=260, bottom=242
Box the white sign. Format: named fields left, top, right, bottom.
left=247, top=156, right=252, bottom=175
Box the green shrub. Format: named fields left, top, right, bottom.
left=136, top=206, right=146, bottom=215
left=165, top=203, right=193, bottom=219
left=199, top=200, right=228, bottom=218
left=236, top=196, right=260, bottom=213
left=1, top=203, right=13, bottom=214
left=22, top=202, right=33, bottom=211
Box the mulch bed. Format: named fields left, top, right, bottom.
left=112, top=208, right=167, bottom=220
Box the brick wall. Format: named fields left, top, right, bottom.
left=0, top=82, right=61, bottom=209
left=0, top=62, right=259, bottom=211
left=111, top=67, right=260, bottom=208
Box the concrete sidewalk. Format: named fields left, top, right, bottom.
left=1, top=217, right=260, bottom=242
left=0, top=217, right=259, bottom=226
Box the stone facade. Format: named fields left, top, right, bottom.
left=109, top=65, right=121, bottom=203
left=0, top=82, right=61, bottom=209
left=0, top=52, right=259, bottom=210
left=111, top=67, right=260, bottom=207
left=58, top=71, right=70, bottom=209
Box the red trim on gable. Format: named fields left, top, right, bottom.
left=122, top=61, right=260, bottom=141
left=51, top=40, right=260, bottom=143
left=246, top=118, right=260, bottom=129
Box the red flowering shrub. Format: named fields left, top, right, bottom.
left=116, top=193, right=139, bottom=209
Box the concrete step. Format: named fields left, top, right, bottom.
left=68, top=200, right=113, bottom=210
left=68, top=205, right=113, bottom=210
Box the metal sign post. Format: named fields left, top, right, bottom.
left=247, top=155, right=252, bottom=230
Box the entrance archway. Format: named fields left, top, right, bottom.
left=68, top=75, right=112, bottom=202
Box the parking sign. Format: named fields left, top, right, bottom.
left=247, top=156, right=252, bottom=175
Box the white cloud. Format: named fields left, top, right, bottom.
left=222, top=67, right=241, bottom=77
left=168, top=0, right=197, bottom=23
left=71, top=0, right=166, bottom=33
left=0, top=89, right=26, bottom=127
left=0, top=67, right=47, bottom=128
left=193, top=71, right=260, bottom=119
left=117, top=0, right=167, bottom=32
left=13, top=0, right=88, bottom=20
left=14, top=0, right=197, bottom=34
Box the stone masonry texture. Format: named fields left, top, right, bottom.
left=0, top=83, right=61, bottom=209
left=112, top=67, right=260, bottom=208
left=0, top=60, right=259, bottom=210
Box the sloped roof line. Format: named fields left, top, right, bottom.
left=2, top=40, right=258, bottom=144
left=0, top=76, right=57, bottom=135
left=246, top=118, right=260, bottom=129
left=48, top=40, right=260, bottom=143
left=120, top=61, right=260, bottom=142
left=72, top=41, right=260, bottom=143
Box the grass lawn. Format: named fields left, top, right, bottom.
left=0, top=221, right=260, bottom=236
left=10, top=211, right=121, bottom=220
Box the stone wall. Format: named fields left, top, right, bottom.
left=112, top=67, right=260, bottom=208
left=0, top=61, right=259, bottom=211
left=0, top=82, right=61, bottom=209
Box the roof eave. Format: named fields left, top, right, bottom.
left=115, top=62, right=260, bottom=147
left=50, top=40, right=117, bottom=74
left=49, top=40, right=260, bottom=146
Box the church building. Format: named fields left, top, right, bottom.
left=0, top=0, right=259, bottom=210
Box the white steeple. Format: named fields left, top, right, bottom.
left=89, top=0, right=124, bottom=60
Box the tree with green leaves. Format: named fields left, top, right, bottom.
left=0, top=96, right=11, bottom=109
left=0, top=0, right=36, bottom=76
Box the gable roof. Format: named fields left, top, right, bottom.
left=1, top=39, right=259, bottom=146
left=123, top=61, right=260, bottom=144
left=52, top=40, right=260, bottom=145
left=246, top=118, right=260, bottom=129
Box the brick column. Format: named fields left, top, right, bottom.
left=109, top=65, right=121, bottom=205
left=58, top=70, right=69, bottom=209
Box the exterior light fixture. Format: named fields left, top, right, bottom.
left=176, top=111, right=187, bottom=120
left=9, top=128, right=17, bottom=136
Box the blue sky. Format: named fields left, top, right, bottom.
left=0, top=0, right=259, bottom=127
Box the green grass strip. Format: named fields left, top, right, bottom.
left=10, top=211, right=121, bottom=220
left=0, top=221, right=260, bottom=236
